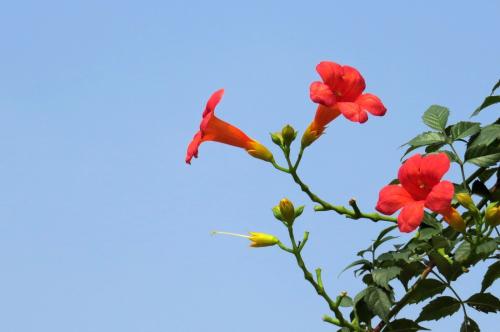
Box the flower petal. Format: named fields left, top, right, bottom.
left=376, top=185, right=414, bottom=215
left=420, top=153, right=450, bottom=188
left=397, top=201, right=425, bottom=233
left=337, top=65, right=366, bottom=101
left=425, top=180, right=454, bottom=214
left=202, top=89, right=224, bottom=117
left=185, top=131, right=202, bottom=164
left=316, top=61, right=343, bottom=87
left=336, top=102, right=368, bottom=123
left=310, top=81, right=336, bottom=106
left=311, top=104, right=342, bottom=130
left=398, top=154, right=428, bottom=200
left=355, top=93, right=387, bottom=116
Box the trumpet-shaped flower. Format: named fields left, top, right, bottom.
left=302, top=61, right=386, bottom=146
left=186, top=89, right=273, bottom=164
left=376, top=153, right=455, bottom=233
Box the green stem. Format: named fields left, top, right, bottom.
left=430, top=271, right=469, bottom=322
left=283, top=226, right=359, bottom=331
left=293, top=147, right=305, bottom=170
left=449, top=142, right=469, bottom=193
left=281, top=148, right=396, bottom=223
left=271, top=159, right=290, bottom=173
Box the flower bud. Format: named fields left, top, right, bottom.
left=442, top=207, right=466, bottom=232
left=279, top=198, right=295, bottom=225
left=248, top=232, right=279, bottom=247
left=270, top=132, right=283, bottom=146
left=281, top=125, right=296, bottom=147
left=456, top=193, right=476, bottom=211
left=301, top=125, right=319, bottom=148
left=485, top=203, right=500, bottom=227
left=246, top=141, right=274, bottom=162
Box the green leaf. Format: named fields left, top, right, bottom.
left=481, top=260, right=500, bottom=292
left=468, top=124, right=500, bottom=147
left=465, top=144, right=500, bottom=167
left=431, top=235, right=451, bottom=249
left=460, top=317, right=480, bottom=332
left=372, top=267, right=402, bottom=290
left=465, top=292, right=500, bottom=313
left=407, top=132, right=447, bottom=147
left=374, top=236, right=399, bottom=251
left=441, top=150, right=461, bottom=164
left=398, top=261, right=425, bottom=289
left=416, top=296, right=461, bottom=322
left=425, top=142, right=446, bottom=153
left=454, top=241, right=472, bottom=263
left=478, top=167, right=498, bottom=182
left=429, top=251, right=461, bottom=281
left=338, top=295, right=353, bottom=307
left=491, top=79, right=500, bottom=94
left=408, top=279, right=447, bottom=304
left=422, top=105, right=449, bottom=130
left=472, top=95, right=500, bottom=116
left=450, top=121, right=481, bottom=140
left=475, top=239, right=496, bottom=258
left=337, top=328, right=350, bottom=332
left=364, top=286, right=392, bottom=321
left=376, top=225, right=399, bottom=242
left=340, top=259, right=372, bottom=275
left=383, top=319, right=429, bottom=331
left=418, top=227, right=441, bottom=241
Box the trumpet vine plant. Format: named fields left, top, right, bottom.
left=186, top=61, right=500, bottom=331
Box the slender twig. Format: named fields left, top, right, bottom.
left=430, top=271, right=470, bottom=323
left=448, top=142, right=469, bottom=193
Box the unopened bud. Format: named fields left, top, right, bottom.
left=281, top=125, right=296, bottom=147
left=270, top=132, right=282, bottom=146
left=456, top=193, right=476, bottom=211
left=279, top=198, right=295, bottom=225
left=246, top=140, right=274, bottom=162
left=301, top=124, right=319, bottom=148
left=442, top=207, right=466, bottom=232
left=248, top=232, right=279, bottom=247
left=485, top=203, right=500, bottom=227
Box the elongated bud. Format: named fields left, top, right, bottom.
left=246, top=141, right=274, bottom=162
left=248, top=232, right=279, bottom=247
left=442, top=207, right=466, bottom=232
left=456, top=193, right=476, bottom=211
left=279, top=198, right=295, bottom=225
left=301, top=124, right=319, bottom=148
left=281, top=125, right=297, bottom=147
left=485, top=203, right=500, bottom=227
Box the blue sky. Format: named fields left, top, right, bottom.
left=0, top=1, right=499, bottom=331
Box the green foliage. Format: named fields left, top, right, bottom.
left=383, top=319, right=429, bottom=331
left=408, top=279, right=446, bottom=304
left=481, top=261, right=500, bottom=292
left=465, top=293, right=500, bottom=313
left=364, top=286, right=392, bottom=321
left=416, top=296, right=461, bottom=322
left=460, top=317, right=480, bottom=332
left=422, top=105, right=449, bottom=130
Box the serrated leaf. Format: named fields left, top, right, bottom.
left=407, top=132, right=447, bottom=147
left=398, top=261, right=425, bottom=289
left=451, top=121, right=481, bottom=140
left=465, top=144, right=500, bottom=167
left=454, top=241, right=472, bottom=263
left=429, top=251, right=461, bottom=281
left=422, top=105, right=449, bottom=130
left=416, top=296, right=460, bottom=322
left=376, top=225, right=399, bottom=242
left=372, top=267, right=402, bottom=289
left=374, top=236, right=399, bottom=251
left=383, top=319, right=429, bottom=331
left=475, top=239, right=496, bottom=258
left=418, top=227, right=441, bottom=241
left=481, top=260, right=500, bottom=292
left=422, top=213, right=442, bottom=230
left=442, top=150, right=461, bottom=164
left=472, top=95, right=500, bottom=116
left=468, top=124, right=500, bottom=147
left=465, top=292, right=500, bottom=313
left=478, top=167, right=497, bottom=182
left=340, top=259, right=372, bottom=275
left=364, top=286, right=392, bottom=321
left=425, top=142, right=446, bottom=153
left=460, top=317, right=480, bottom=332
left=408, top=279, right=446, bottom=304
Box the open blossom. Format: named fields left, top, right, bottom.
left=376, top=153, right=455, bottom=233
left=186, top=89, right=273, bottom=164
left=302, top=61, right=386, bottom=147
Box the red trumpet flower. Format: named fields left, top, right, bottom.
left=186, top=89, right=273, bottom=164
left=376, top=153, right=455, bottom=233
left=302, top=61, right=386, bottom=147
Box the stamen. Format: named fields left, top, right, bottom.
left=211, top=231, right=250, bottom=239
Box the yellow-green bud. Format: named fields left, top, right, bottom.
left=279, top=198, right=295, bottom=225
left=485, top=203, right=500, bottom=227
left=248, top=232, right=279, bottom=247
left=442, top=208, right=466, bottom=232
left=456, top=193, right=476, bottom=211
left=281, top=125, right=296, bottom=147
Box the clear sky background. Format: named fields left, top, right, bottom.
left=0, top=1, right=499, bottom=331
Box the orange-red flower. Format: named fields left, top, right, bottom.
left=376, top=153, right=455, bottom=233
left=186, top=89, right=273, bottom=164
left=302, top=61, right=386, bottom=146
